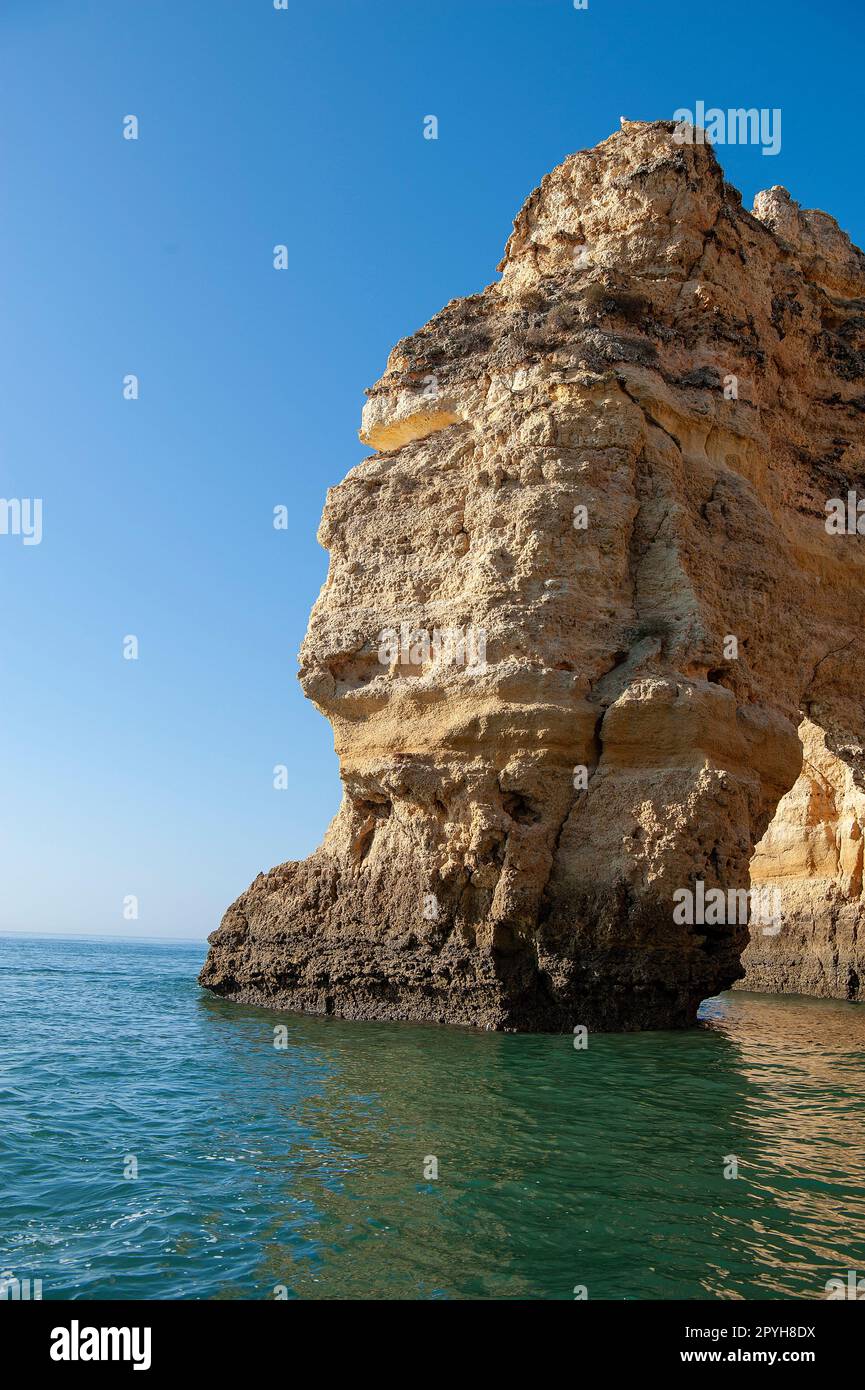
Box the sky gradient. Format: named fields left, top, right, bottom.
left=2, top=0, right=863, bottom=937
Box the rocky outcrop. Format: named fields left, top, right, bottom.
left=200, top=120, right=865, bottom=1030
left=740, top=719, right=865, bottom=999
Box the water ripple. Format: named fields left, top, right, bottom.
left=1, top=934, right=864, bottom=1300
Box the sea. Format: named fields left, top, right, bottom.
left=2, top=932, right=864, bottom=1300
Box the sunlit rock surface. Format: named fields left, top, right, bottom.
left=200, top=120, right=865, bottom=1030
left=741, top=719, right=865, bottom=1000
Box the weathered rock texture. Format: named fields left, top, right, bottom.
left=201, top=120, right=865, bottom=1030
left=741, top=718, right=865, bottom=998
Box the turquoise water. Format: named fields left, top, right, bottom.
left=2, top=933, right=864, bottom=1301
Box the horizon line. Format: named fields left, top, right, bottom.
left=0, top=929, right=209, bottom=944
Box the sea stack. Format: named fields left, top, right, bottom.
left=200, top=119, right=865, bottom=1030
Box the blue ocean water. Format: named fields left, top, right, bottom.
left=1, top=932, right=864, bottom=1301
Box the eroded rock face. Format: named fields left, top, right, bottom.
left=200, top=120, right=865, bottom=1031
left=740, top=719, right=865, bottom=1000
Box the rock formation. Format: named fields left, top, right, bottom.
left=741, top=718, right=865, bottom=998
left=200, top=120, right=865, bottom=1030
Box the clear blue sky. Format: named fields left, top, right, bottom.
left=1, top=0, right=862, bottom=938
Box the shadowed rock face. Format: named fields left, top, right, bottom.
left=200, top=120, right=865, bottom=1031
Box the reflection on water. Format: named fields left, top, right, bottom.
left=1, top=935, right=864, bottom=1299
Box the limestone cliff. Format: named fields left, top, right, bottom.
left=200, top=120, right=865, bottom=1030
left=741, top=719, right=865, bottom=998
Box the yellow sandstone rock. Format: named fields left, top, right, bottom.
left=200, top=121, right=865, bottom=1030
